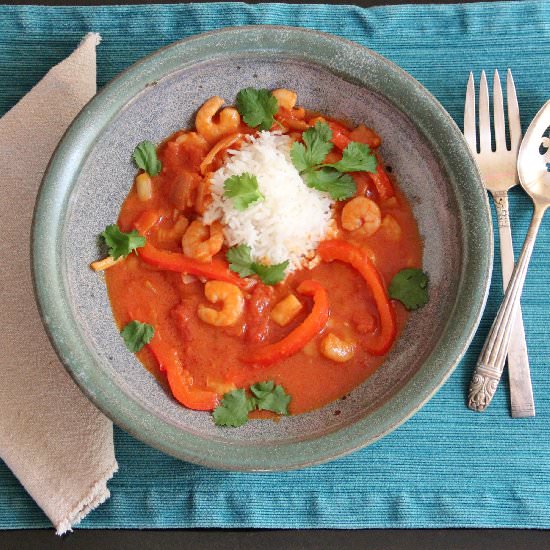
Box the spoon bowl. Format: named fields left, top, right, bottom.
left=517, top=99, right=550, bottom=206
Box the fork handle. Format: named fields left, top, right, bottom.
left=492, top=191, right=535, bottom=417
left=468, top=208, right=543, bottom=412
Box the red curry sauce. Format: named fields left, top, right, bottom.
left=104, top=93, right=423, bottom=416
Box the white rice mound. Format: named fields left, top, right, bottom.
left=203, top=131, right=335, bottom=272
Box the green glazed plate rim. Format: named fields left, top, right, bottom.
left=32, top=26, right=492, bottom=471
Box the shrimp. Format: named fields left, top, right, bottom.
left=157, top=215, right=189, bottom=245
left=195, top=97, right=241, bottom=144
left=175, top=131, right=209, bottom=149
left=181, top=220, right=224, bottom=262
left=341, top=196, right=382, bottom=236
left=198, top=281, right=245, bottom=327
left=272, top=88, right=297, bottom=110
left=320, top=333, right=356, bottom=363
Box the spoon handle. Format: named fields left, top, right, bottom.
left=468, top=207, right=544, bottom=412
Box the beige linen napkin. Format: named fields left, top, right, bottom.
left=0, top=33, right=117, bottom=535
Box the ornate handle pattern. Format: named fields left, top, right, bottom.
left=493, top=191, right=511, bottom=228
left=468, top=208, right=544, bottom=412
left=491, top=191, right=535, bottom=418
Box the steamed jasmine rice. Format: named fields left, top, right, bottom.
left=203, top=131, right=335, bottom=271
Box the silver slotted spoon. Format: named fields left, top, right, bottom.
left=468, top=99, right=550, bottom=412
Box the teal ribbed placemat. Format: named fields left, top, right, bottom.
left=1, top=1, right=549, bottom=529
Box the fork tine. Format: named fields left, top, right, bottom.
left=493, top=69, right=506, bottom=151
left=478, top=70, right=492, bottom=152
left=464, top=72, right=477, bottom=153
left=507, top=69, right=522, bottom=150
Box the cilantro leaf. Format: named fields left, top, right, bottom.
left=304, top=168, right=356, bottom=200
left=226, top=244, right=256, bottom=277
left=389, top=268, right=429, bottom=311
left=251, top=260, right=289, bottom=286
left=291, top=122, right=334, bottom=171
left=121, top=321, right=154, bottom=353
left=250, top=382, right=291, bottom=415
left=223, top=172, right=264, bottom=211
left=226, top=245, right=288, bottom=285
left=249, top=381, right=275, bottom=399
left=213, top=381, right=292, bottom=427
left=236, top=88, right=278, bottom=131
left=132, top=141, right=162, bottom=176
left=101, top=224, right=146, bottom=260
left=212, top=389, right=256, bottom=427
left=328, top=141, right=377, bottom=173
left=289, top=141, right=309, bottom=172
left=289, top=122, right=372, bottom=201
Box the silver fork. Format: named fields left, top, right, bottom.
left=464, top=69, right=535, bottom=417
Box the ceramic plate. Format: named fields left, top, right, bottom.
left=32, top=27, right=492, bottom=471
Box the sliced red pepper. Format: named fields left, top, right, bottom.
left=318, top=240, right=396, bottom=356
left=368, top=163, right=395, bottom=201
left=148, top=333, right=219, bottom=411
left=243, top=279, right=329, bottom=366
left=128, top=308, right=219, bottom=411
left=133, top=209, right=248, bottom=288
left=138, top=241, right=249, bottom=289
left=328, top=121, right=352, bottom=151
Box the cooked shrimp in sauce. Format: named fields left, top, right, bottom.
left=95, top=88, right=425, bottom=426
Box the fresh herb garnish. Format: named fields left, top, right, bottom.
left=290, top=121, right=377, bottom=201
left=250, top=381, right=291, bottom=415
left=212, top=389, right=257, bottom=427
left=249, top=262, right=289, bottom=286
left=121, top=320, right=155, bottom=353
left=389, top=268, right=429, bottom=311
left=213, top=382, right=291, bottom=427
left=303, top=168, right=356, bottom=201
left=226, top=244, right=257, bottom=277
left=327, top=141, right=378, bottom=173
left=101, top=224, right=146, bottom=260
left=223, top=172, right=264, bottom=211
left=226, top=244, right=288, bottom=285
left=236, top=88, right=279, bottom=131
left=290, top=121, right=334, bottom=171
left=132, top=140, right=162, bottom=176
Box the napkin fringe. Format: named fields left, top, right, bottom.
left=56, top=461, right=118, bottom=535
left=80, top=32, right=101, bottom=48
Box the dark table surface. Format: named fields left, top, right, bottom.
left=4, top=0, right=549, bottom=548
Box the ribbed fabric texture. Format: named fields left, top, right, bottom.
left=1, top=1, right=549, bottom=529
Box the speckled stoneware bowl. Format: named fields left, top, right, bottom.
left=32, top=26, right=492, bottom=471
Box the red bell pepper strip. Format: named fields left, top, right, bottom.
left=368, top=164, right=395, bottom=200
left=318, top=239, right=396, bottom=356
left=243, top=279, right=329, bottom=366
left=138, top=241, right=249, bottom=289
left=128, top=308, right=219, bottom=411
left=133, top=209, right=248, bottom=288
left=328, top=121, right=352, bottom=151
left=148, top=333, right=220, bottom=411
